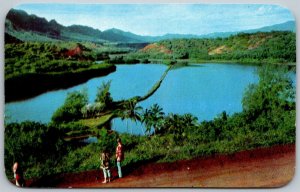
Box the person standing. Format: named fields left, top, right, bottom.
left=100, top=150, right=111, bottom=183
left=115, top=138, right=124, bottom=178
left=12, top=162, right=25, bottom=187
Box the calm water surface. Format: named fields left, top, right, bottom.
left=5, top=63, right=259, bottom=134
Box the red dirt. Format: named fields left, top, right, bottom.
left=65, top=46, right=83, bottom=57
left=141, top=43, right=172, bottom=54
left=29, top=144, right=295, bottom=188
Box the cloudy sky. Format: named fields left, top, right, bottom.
left=14, top=4, right=294, bottom=36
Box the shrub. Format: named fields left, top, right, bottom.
left=52, top=90, right=88, bottom=123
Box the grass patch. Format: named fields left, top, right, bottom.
left=78, top=114, right=114, bottom=128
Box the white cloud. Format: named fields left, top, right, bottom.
left=255, top=5, right=274, bottom=16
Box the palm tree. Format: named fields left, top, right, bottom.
left=165, top=113, right=182, bottom=134
left=141, top=109, right=153, bottom=134
left=161, top=113, right=198, bottom=136
left=120, top=100, right=144, bottom=134
left=182, top=113, right=198, bottom=127
left=141, top=104, right=165, bottom=135
left=95, top=81, right=113, bottom=107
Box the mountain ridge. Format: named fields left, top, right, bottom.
left=5, top=9, right=296, bottom=44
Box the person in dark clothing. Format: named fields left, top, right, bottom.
left=100, top=150, right=111, bottom=183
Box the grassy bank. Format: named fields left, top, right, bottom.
left=159, top=58, right=296, bottom=66
left=190, top=59, right=296, bottom=66
left=109, top=57, right=296, bottom=67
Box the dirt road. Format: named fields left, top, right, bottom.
left=30, top=144, right=295, bottom=188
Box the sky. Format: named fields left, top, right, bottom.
left=14, top=4, right=295, bottom=36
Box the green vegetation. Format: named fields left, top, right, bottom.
left=4, top=122, right=67, bottom=179
left=5, top=62, right=116, bottom=102
left=5, top=65, right=295, bottom=182
left=125, top=31, right=296, bottom=65
left=4, top=9, right=296, bottom=184
left=5, top=31, right=295, bottom=101
left=51, top=65, right=172, bottom=127
left=122, top=64, right=295, bottom=163
left=4, top=41, right=135, bottom=102
left=4, top=120, right=116, bottom=179
left=4, top=42, right=130, bottom=78
left=52, top=90, right=88, bottom=123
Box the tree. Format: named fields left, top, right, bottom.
left=243, top=65, right=295, bottom=114
left=141, top=104, right=165, bottom=134
left=120, top=101, right=143, bottom=134
left=242, top=65, right=295, bottom=132
left=95, top=81, right=113, bottom=107
left=97, top=128, right=118, bottom=155
left=52, top=90, right=88, bottom=123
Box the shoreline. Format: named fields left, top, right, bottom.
left=5, top=64, right=116, bottom=103
left=5, top=60, right=295, bottom=103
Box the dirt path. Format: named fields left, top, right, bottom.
left=31, top=144, right=295, bottom=188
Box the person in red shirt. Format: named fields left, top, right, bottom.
left=115, top=138, right=124, bottom=178
left=12, top=162, right=25, bottom=187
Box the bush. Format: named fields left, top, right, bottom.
left=52, top=90, right=88, bottom=123
left=5, top=121, right=65, bottom=179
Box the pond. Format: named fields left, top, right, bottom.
left=5, top=63, right=259, bottom=135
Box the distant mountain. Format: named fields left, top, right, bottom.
left=199, top=21, right=296, bottom=39
left=62, top=25, right=105, bottom=43
left=5, top=9, right=106, bottom=43
left=140, top=21, right=296, bottom=40
left=100, top=28, right=146, bottom=42
left=146, top=33, right=201, bottom=41
left=66, top=25, right=102, bottom=37
left=5, top=9, right=296, bottom=44
left=6, top=9, right=63, bottom=37
left=119, top=20, right=296, bottom=41
left=5, top=9, right=152, bottom=43
left=245, top=21, right=296, bottom=33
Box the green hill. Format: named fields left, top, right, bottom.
left=129, top=31, right=296, bottom=65
left=100, top=28, right=145, bottom=42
